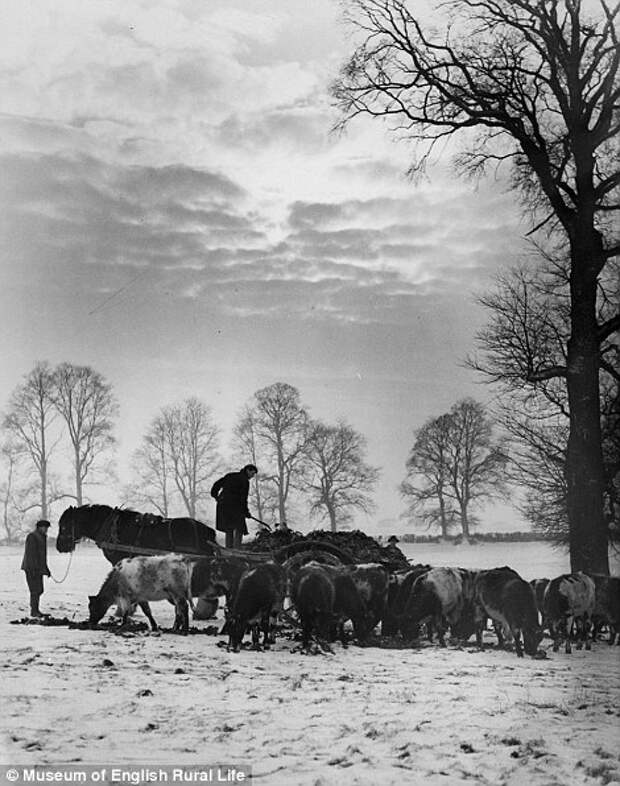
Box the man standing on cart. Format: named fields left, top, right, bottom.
left=210, top=464, right=258, bottom=548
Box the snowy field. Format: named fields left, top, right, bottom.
left=1, top=540, right=619, bottom=786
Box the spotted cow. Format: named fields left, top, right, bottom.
left=400, top=567, right=469, bottom=645
left=543, top=572, right=596, bottom=654
left=88, top=554, right=195, bottom=633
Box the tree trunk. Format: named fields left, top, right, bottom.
left=565, top=236, right=609, bottom=574
left=460, top=504, right=470, bottom=539
left=40, top=421, right=48, bottom=519
left=328, top=503, right=337, bottom=533
left=438, top=493, right=449, bottom=538
left=75, top=453, right=83, bottom=507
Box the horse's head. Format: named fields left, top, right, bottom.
left=56, top=506, right=79, bottom=552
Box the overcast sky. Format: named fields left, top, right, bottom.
left=0, top=0, right=530, bottom=532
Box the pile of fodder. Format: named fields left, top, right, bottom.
left=242, top=527, right=410, bottom=569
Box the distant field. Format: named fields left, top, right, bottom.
left=398, top=540, right=620, bottom=580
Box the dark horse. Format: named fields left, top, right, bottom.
left=56, top=504, right=218, bottom=565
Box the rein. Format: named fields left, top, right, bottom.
left=50, top=549, right=74, bottom=584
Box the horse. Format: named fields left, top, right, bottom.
left=56, top=504, right=218, bottom=566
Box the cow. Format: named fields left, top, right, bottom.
left=473, top=566, right=542, bottom=658
left=291, top=563, right=336, bottom=649
left=400, top=567, right=468, bottom=645
left=88, top=554, right=195, bottom=633
left=588, top=574, right=620, bottom=645
left=451, top=568, right=479, bottom=642
left=345, top=563, right=389, bottom=639
left=190, top=556, right=250, bottom=621
left=529, top=578, right=550, bottom=629
left=381, top=565, right=431, bottom=636
left=226, top=562, right=286, bottom=653
left=543, top=572, right=596, bottom=654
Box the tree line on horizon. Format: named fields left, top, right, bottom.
left=0, top=364, right=515, bottom=545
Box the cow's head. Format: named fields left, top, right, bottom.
left=88, top=595, right=108, bottom=627
left=523, top=624, right=544, bottom=657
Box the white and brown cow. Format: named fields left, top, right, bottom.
left=400, top=566, right=469, bottom=645
left=474, top=566, right=542, bottom=658
left=543, top=572, right=596, bottom=653
left=88, top=554, right=196, bottom=633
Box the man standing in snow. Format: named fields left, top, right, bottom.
left=21, top=519, right=52, bottom=617
left=210, top=464, right=258, bottom=549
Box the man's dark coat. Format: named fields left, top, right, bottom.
left=210, top=470, right=251, bottom=535
left=21, top=529, right=50, bottom=575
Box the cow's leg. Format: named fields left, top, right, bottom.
left=494, top=621, right=506, bottom=648
left=139, top=602, right=159, bottom=632
left=583, top=616, right=592, bottom=651
left=179, top=599, right=189, bottom=634
left=261, top=614, right=272, bottom=649
left=513, top=629, right=524, bottom=658
left=435, top=617, right=447, bottom=647
left=564, top=617, right=572, bottom=654
left=251, top=622, right=261, bottom=650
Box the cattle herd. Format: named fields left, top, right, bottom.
left=87, top=553, right=620, bottom=658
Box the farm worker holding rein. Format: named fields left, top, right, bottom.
left=21, top=519, right=52, bottom=618
left=210, top=464, right=258, bottom=549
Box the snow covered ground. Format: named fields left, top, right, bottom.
left=1, top=541, right=619, bottom=785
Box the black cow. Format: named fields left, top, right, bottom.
left=345, top=563, right=389, bottom=639
left=381, top=565, right=431, bottom=636
left=291, top=563, right=336, bottom=649
left=588, top=574, right=620, bottom=645
left=226, top=562, right=286, bottom=652
left=474, top=566, right=542, bottom=658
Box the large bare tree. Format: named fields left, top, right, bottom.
left=160, top=398, right=221, bottom=519
left=333, top=0, right=620, bottom=571
left=401, top=399, right=508, bottom=538
left=3, top=362, right=59, bottom=518
left=400, top=413, right=458, bottom=538
left=303, top=419, right=379, bottom=532
left=243, top=383, right=309, bottom=525
left=231, top=406, right=268, bottom=523
left=125, top=417, right=173, bottom=517
left=471, top=259, right=620, bottom=542
left=52, top=362, right=118, bottom=505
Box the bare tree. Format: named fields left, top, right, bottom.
left=243, top=382, right=309, bottom=525
left=160, top=398, right=221, bottom=519
left=125, top=417, right=173, bottom=516
left=471, top=259, right=620, bottom=543
left=0, top=441, right=27, bottom=543
left=402, top=400, right=508, bottom=539
left=52, top=362, right=118, bottom=505
left=400, top=414, right=458, bottom=538
left=303, top=419, right=379, bottom=532
left=231, top=406, right=267, bottom=523
left=3, top=362, right=59, bottom=518
left=333, top=0, right=620, bottom=571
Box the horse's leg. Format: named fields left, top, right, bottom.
left=139, top=602, right=158, bottom=632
